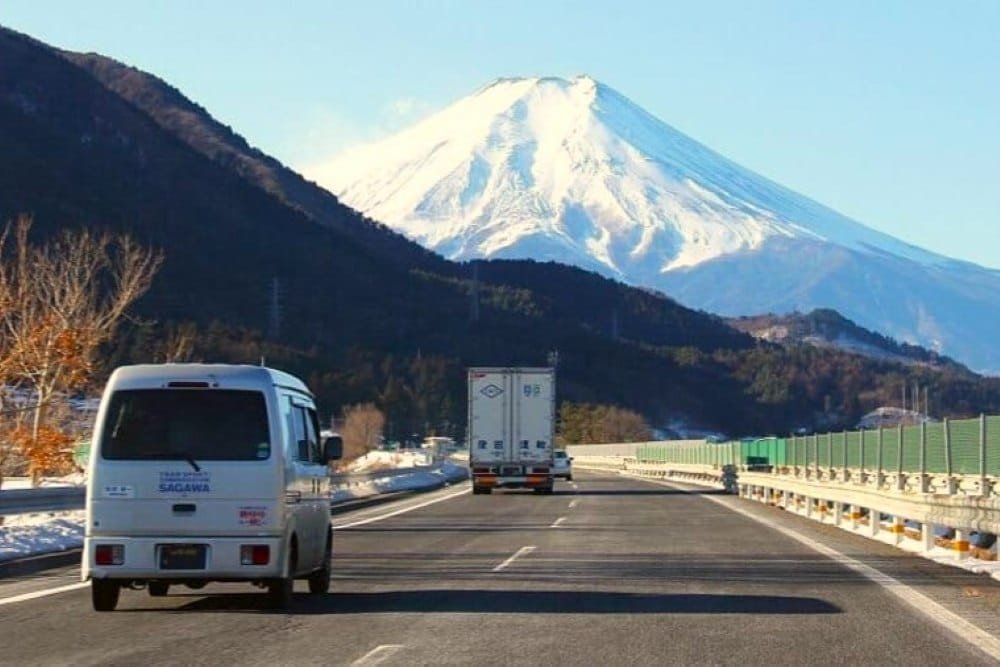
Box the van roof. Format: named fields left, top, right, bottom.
left=106, top=364, right=311, bottom=396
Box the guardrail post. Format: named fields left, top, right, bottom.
left=859, top=428, right=867, bottom=485
left=876, top=427, right=884, bottom=488
left=868, top=509, right=880, bottom=537
left=805, top=494, right=813, bottom=518
left=813, top=433, right=820, bottom=479
left=953, top=528, right=970, bottom=560
left=891, top=516, right=905, bottom=546
left=919, top=421, right=929, bottom=493
left=833, top=501, right=843, bottom=526
left=827, top=432, right=834, bottom=481
left=850, top=505, right=860, bottom=530
left=980, top=414, right=988, bottom=497
left=842, top=430, right=848, bottom=482
left=921, top=522, right=935, bottom=554
left=895, top=423, right=905, bottom=491
left=944, top=417, right=956, bottom=494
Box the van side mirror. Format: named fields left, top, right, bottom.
left=323, top=435, right=343, bottom=462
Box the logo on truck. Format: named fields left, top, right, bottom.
left=480, top=384, right=504, bottom=399
left=158, top=470, right=211, bottom=494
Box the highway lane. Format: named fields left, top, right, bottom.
left=1, top=472, right=998, bottom=665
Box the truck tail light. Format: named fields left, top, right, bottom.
left=95, top=544, right=124, bottom=566
left=241, top=545, right=270, bottom=565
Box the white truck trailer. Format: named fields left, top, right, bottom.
left=467, top=367, right=555, bottom=494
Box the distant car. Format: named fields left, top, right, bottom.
left=553, top=450, right=573, bottom=480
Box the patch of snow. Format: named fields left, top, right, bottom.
left=0, top=511, right=85, bottom=562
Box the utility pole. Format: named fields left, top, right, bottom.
left=469, top=263, right=480, bottom=323
left=267, top=276, right=283, bottom=340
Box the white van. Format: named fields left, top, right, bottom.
left=83, top=364, right=342, bottom=611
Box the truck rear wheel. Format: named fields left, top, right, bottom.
left=91, top=580, right=120, bottom=612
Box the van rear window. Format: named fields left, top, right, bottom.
left=101, top=390, right=270, bottom=461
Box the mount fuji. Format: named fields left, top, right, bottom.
left=309, top=76, right=1000, bottom=374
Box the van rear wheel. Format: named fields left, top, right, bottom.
left=266, top=576, right=293, bottom=609
left=148, top=582, right=169, bottom=597
left=308, top=534, right=332, bottom=594
left=91, top=580, right=120, bottom=612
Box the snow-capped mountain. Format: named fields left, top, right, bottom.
left=308, top=76, right=1000, bottom=374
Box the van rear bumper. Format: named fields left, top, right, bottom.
left=82, top=535, right=286, bottom=582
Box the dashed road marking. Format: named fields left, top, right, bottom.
left=351, top=644, right=405, bottom=666
left=493, top=545, right=536, bottom=572
left=568, top=499, right=579, bottom=509
left=550, top=516, right=566, bottom=528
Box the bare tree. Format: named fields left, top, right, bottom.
left=340, top=403, right=386, bottom=462
left=0, top=215, right=162, bottom=481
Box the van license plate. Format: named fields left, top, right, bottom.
left=159, top=544, right=206, bottom=570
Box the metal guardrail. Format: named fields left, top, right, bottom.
left=572, top=453, right=998, bottom=562
left=0, top=463, right=467, bottom=516
left=0, top=487, right=86, bottom=515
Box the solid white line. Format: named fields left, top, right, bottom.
left=0, top=582, right=88, bottom=607
left=333, top=488, right=470, bottom=530
left=351, top=644, right=405, bottom=666
left=568, top=499, right=579, bottom=509
left=493, top=545, right=536, bottom=572
left=550, top=516, right=566, bottom=528
left=641, top=476, right=1000, bottom=659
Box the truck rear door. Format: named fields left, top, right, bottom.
left=469, top=369, right=510, bottom=465
left=512, top=369, right=554, bottom=465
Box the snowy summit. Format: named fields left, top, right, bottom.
left=310, top=76, right=1000, bottom=374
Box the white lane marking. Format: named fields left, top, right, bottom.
left=550, top=516, right=567, bottom=528
left=333, top=488, right=469, bottom=530
left=493, top=545, right=536, bottom=572
left=0, top=488, right=470, bottom=608
left=351, top=644, right=405, bottom=666
left=568, top=499, right=579, bottom=509
left=0, top=582, right=88, bottom=607
left=641, top=476, right=1000, bottom=659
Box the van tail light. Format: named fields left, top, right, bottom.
left=241, top=545, right=270, bottom=566
left=95, top=544, right=124, bottom=566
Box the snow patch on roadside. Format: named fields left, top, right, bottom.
left=0, top=511, right=85, bottom=562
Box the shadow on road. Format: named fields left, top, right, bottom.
left=155, top=589, right=841, bottom=615
left=551, top=488, right=725, bottom=496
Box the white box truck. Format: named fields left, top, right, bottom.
left=467, top=367, right=555, bottom=494
left=83, top=364, right=342, bottom=611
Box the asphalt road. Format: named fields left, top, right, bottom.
left=1, top=470, right=999, bottom=666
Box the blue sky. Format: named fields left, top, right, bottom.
left=3, top=0, right=998, bottom=268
